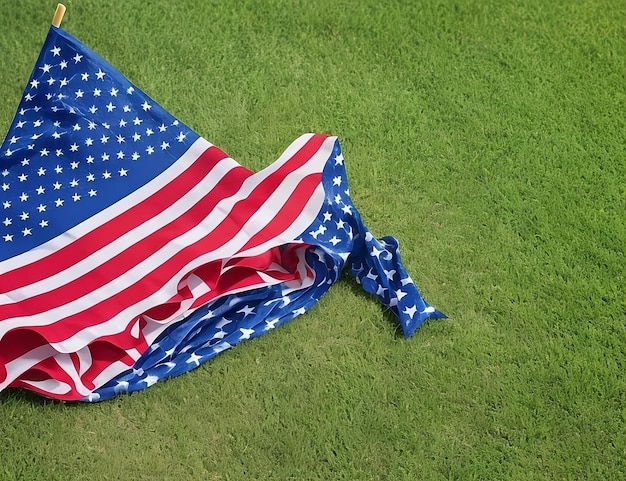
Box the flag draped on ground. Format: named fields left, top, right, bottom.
left=0, top=25, right=444, bottom=402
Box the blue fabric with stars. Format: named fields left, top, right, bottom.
left=0, top=27, right=198, bottom=258
left=88, top=140, right=445, bottom=402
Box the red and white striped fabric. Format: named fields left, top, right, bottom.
left=0, top=132, right=336, bottom=399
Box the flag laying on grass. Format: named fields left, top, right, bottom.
left=0, top=25, right=444, bottom=401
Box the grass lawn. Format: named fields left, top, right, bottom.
left=0, top=0, right=624, bottom=479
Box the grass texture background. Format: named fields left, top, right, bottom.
left=0, top=0, right=624, bottom=479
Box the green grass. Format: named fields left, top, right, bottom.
left=1, top=0, right=624, bottom=479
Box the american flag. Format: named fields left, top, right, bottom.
left=0, top=26, right=444, bottom=401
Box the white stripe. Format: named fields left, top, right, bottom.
left=20, top=378, right=71, bottom=396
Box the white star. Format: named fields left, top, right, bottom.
left=81, top=72, right=89, bottom=81
left=93, top=88, right=101, bottom=97
left=334, top=153, right=344, bottom=165
left=86, top=173, right=95, bottom=182
left=371, top=246, right=384, bottom=259
left=403, top=305, right=418, bottom=319
left=73, top=53, right=83, bottom=63
left=54, top=165, right=63, bottom=174
left=2, top=200, right=11, bottom=209
left=215, top=318, right=232, bottom=329
left=3, top=234, right=13, bottom=242
left=341, top=205, right=352, bottom=215
left=161, top=141, right=170, bottom=150
left=395, top=289, right=407, bottom=301
left=69, top=178, right=79, bottom=187
left=131, top=152, right=140, bottom=161
left=239, top=328, right=255, bottom=340
left=376, top=285, right=387, bottom=296
left=70, top=161, right=80, bottom=169
left=72, top=193, right=81, bottom=202
left=40, top=63, right=52, bottom=73
left=117, top=151, right=125, bottom=159
left=142, top=101, right=151, bottom=111
left=75, top=89, right=84, bottom=98
left=36, top=186, right=45, bottom=195
left=29, top=79, right=39, bottom=89
left=115, top=380, right=129, bottom=392
left=292, top=307, right=307, bottom=316
left=59, top=77, right=69, bottom=88
left=1, top=183, right=8, bottom=191
left=102, top=170, right=112, bottom=179
left=50, top=45, right=61, bottom=56
left=146, top=145, right=155, bottom=154
left=2, top=217, right=11, bottom=226
left=332, top=176, right=342, bottom=186
left=19, top=211, right=29, bottom=220
left=186, top=352, right=202, bottom=366
left=88, top=189, right=97, bottom=197
left=329, top=236, right=341, bottom=246
left=237, top=305, right=255, bottom=317
left=177, top=132, right=187, bottom=142
left=264, top=319, right=280, bottom=330
left=39, top=219, right=48, bottom=228
left=142, top=375, right=159, bottom=387
left=132, top=132, right=141, bottom=141
left=95, top=68, right=106, bottom=80
left=55, top=198, right=64, bottom=207
left=19, top=192, right=28, bottom=202
left=85, top=138, right=94, bottom=146
left=101, top=153, right=110, bottom=161
left=22, top=227, right=32, bottom=236
left=53, top=181, right=62, bottom=190
left=110, top=87, right=119, bottom=97
left=59, top=60, right=68, bottom=69
left=119, top=168, right=128, bottom=176
left=106, top=102, right=116, bottom=112
left=383, top=269, right=396, bottom=280
left=158, top=123, right=167, bottom=132
left=37, top=203, right=46, bottom=212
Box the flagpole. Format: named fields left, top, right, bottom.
left=52, top=3, right=66, bottom=27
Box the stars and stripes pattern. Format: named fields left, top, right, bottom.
left=0, top=26, right=444, bottom=402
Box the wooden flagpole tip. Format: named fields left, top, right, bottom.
left=52, top=3, right=66, bottom=27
